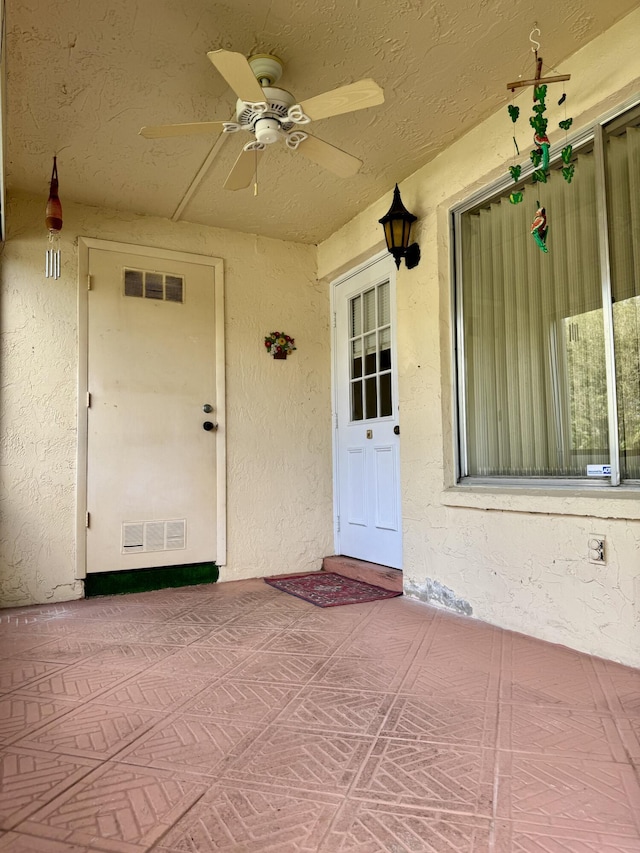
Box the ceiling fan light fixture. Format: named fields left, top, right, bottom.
left=378, top=184, right=420, bottom=270
left=254, top=117, right=283, bottom=145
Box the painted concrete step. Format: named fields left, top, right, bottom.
left=322, top=555, right=403, bottom=594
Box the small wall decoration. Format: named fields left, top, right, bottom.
left=45, top=156, right=63, bottom=279
left=505, top=26, right=576, bottom=252
left=265, top=331, right=296, bottom=359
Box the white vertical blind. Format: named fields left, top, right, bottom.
left=607, top=125, right=640, bottom=479
left=461, top=151, right=609, bottom=477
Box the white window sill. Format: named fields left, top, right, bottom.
left=442, top=484, right=640, bottom=520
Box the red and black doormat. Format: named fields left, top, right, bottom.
left=264, top=572, right=401, bottom=608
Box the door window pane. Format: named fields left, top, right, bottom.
left=351, top=381, right=363, bottom=421
left=365, top=377, right=377, bottom=419
left=351, top=295, right=362, bottom=337
left=364, top=333, right=377, bottom=375
left=379, top=326, right=391, bottom=371
left=351, top=338, right=363, bottom=379
left=380, top=373, right=392, bottom=417
left=363, top=289, right=376, bottom=332
left=348, top=282, right=394, bottom=422
left=378, top=281, right=390, bottom=326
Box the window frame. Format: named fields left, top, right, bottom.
left=451, top=96, right=640, bottom=488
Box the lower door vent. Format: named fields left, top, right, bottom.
left=122, top=519, right=186, bottom=554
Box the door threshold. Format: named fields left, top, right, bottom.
left=84, top=562, right=218, bottom=597
left=322, top=556, right=402, bottom=593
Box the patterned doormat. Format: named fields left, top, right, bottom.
left=264, top=571, right=402, bottom=607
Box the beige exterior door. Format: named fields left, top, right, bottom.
left=333, top=254, right=402, bottom=569
left=83, top=243, right=223, bottom=574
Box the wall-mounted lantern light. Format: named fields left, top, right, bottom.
left=378, top=183, right=420, bottom=270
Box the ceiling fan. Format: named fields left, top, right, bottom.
left=139, top=50, right=384, bottom=190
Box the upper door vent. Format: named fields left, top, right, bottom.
left=124, top=268, right=184, bottom=303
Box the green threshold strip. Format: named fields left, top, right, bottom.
left=84, top=562, right=219, bottom=597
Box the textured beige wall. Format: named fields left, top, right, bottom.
left=0, top=193, right=333, bottom=606
left=319, top=9, right=640, bottom=667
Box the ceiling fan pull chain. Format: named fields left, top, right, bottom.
left=254, top=149, right=259, bottom=197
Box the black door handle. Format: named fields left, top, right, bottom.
left=394, top=425, right=400, bottom=435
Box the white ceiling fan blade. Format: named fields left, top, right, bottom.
left=139, top=121, right=227, bottom=139
left=297, top=135, right=362, bottom=178
left=298, top=79, right=384, bottom=122
left=224, top=147, right=263, bottom=190
left=207, top=49, right=265, bottom=103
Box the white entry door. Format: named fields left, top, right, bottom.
left=83, top=243, right=224, bottom=574
left=334, top=254, right=402, bottom=569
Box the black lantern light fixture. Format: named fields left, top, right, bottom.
left=378, top=183, right=420, bottom=270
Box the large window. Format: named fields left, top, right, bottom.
left=455, top=105, right=640, bottom=485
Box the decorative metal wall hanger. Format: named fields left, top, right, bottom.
left=506, top=27, right=570, bottom=93
left=505, top=26, right=576, bottom=253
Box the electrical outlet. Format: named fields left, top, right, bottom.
left=588, top=535, right=606, bottom=564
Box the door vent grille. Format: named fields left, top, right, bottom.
left=124, top=268, right=184, bottom=303
left=122, top=520, right=186, bottom=554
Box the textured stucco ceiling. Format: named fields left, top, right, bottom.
left=4, top=0, right=638, bottom=244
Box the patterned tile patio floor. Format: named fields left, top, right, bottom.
left=0, top=578, right=638, bottom=852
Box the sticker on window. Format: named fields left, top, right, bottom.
left=586, top=464, right=611, bottom=477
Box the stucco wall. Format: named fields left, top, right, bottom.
left=0, top=193, right=333, bottom=606
left=319, top=9, right=640, bottom=667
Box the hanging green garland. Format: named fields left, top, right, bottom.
left=505, top=29, right=576, bottom=252
left=507, top=84, right=574, bottom=200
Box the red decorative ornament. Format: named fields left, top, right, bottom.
left=45, top=156, right=62, bottom=279
left=46, top=157, right=62, bottom=233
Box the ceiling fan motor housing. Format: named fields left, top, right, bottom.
left=236, top=87, right=296, bottom=139
left=247, top=54, right=284, bottom=87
